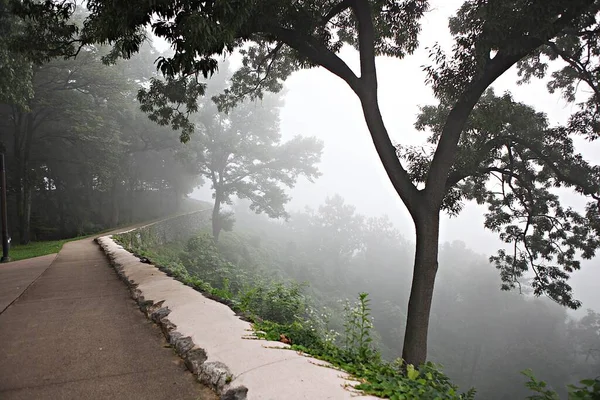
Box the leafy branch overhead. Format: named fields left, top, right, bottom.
left=137, top=77, right=206, bottom=143
left=401, top=90, right=600, bottom=309
left=76, top=0, right=430, bottom=137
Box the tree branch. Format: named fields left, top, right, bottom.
left=546, top=40, right=600, bottom=100
left=323, top=0, right=352, bottom=24
left=270, top=27, right=361, bottom=92
left=350, top=0, right=377, bottom=90
left=424, top=0, right=596, bottom=208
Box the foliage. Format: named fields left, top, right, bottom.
left=79, top=0, right=429, bottom=116
left=70, top=0, right=600, bottom=367
left=0, top=35, right=203, bottom=243
left=188, top=66, right=323, bottom=240
left=523, top=370, right=600, bottom=400
left=240, top=281, right=307, bottom=324
left=231, top=197, right=600, bottom=399
left=343, top=292, right=377, bottom=362
left=0, top=0, right=79, bottom=109
left=404, top=89, right=600, bottom=309
left=129, top=232, right=308, bottom=325
left=15, top=0, right=600, bottom=373
left=120, top=225, right=474, bottom=400
left=255, top=295, right=475, bottom=400
left=116, top=200, right=600, bottom=399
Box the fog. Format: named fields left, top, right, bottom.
left=191, top=0, right=600, bottom=315
left=4, top=1, right=600, bottom=399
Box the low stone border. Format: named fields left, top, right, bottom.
left=96, top=235, right=248, bottom=400
left=96, top=232, right=382, bottom=400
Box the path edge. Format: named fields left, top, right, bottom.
left=95, top=234, right=248, bottom=400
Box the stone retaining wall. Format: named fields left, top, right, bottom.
left=96, top=212, right=381, bottom=400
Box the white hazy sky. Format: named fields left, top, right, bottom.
left=181, top=1, right=599, bottom=313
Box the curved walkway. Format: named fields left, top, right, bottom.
left=0, top=238, right=216, bottom=400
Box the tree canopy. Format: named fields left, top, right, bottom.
left=189, top=68, right=323, bottom=240
left=0, top=36, right=203, bottom=243
left=402, top=89, right=600, bottom=309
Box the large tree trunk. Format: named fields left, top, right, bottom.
left=401, top=210, right=440, bottom=367
left=211, top=190, right=223, bottom=241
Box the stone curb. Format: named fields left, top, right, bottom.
left=96, top=235, right=248, bottom=400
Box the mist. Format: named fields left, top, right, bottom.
left=190, top=1, right=600, bottom=315
left=3, top=1, right=600, bottom=399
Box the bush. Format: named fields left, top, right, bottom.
left=239, top=281, right=307, bottom=324
left=118, top=233, right=473, bottom=400
left=254, top=293, right=475, bottom=400
left=523, top=370, right=600, bottom=400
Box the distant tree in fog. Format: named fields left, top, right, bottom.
left=192, top=75, right=323, bottom=241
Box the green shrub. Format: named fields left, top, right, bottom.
left=254, top=293, right=474, bottom=400
left=523, top=370, right=600, bottom=400
left=118, top=233, right=473, bottom=400
left=240, top=281, right=307, bottom=324
left=343, top=292, right=378, bottom=363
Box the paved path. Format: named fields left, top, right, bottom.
left=0, top=238, right=216, bottom=400
left=0, top=254, right=56, bottom=313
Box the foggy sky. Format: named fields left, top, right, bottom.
left=189, top=0, right=600, bottom=314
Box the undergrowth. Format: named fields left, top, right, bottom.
left=114, top=232, right=475, bottom=400
left=523, top=370, right=600, bottom=400
left=115, top=231, right=600, bottom=399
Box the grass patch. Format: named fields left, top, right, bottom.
left=8, top=233, right=102, bottom=261
left=9, top=239, right=74, bottom=261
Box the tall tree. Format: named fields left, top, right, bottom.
left=405, top=89, right=600, bottom=308
left=1, top=15, right=202, bottom=241
left=67, top=0, right=600, bottom=366
left=191, top=74, right=323, bottom=241
left=2, top=46, right=129, bottom=243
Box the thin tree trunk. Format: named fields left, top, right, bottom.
left=15, top=176, right=23, bottom=243
left=401, top=211, right=440, bottom=367
left=21, top=183, right=32, bottom=244
left=109, top=177, right=120, bottom=227
left=127, top=178, right=135, bottom=223
left=212, top=190, right=223, bottom=241
left=58, top=186, right=67, bottom=238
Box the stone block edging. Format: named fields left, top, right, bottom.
left=96, top=232, right=382, bottom=400
left=96, top=235, right=247, bottom=399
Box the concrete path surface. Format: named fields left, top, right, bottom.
left=0, top=254, right=56, bottom=313
left=99, top=235, right=382, bottom=400
left=0, top=238, right=216, bottom=400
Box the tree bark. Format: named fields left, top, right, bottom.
left=212, top=189, right=223, bottom=241
left=58, top=186, right=67, bottom=238
left=401, top=210, right=440, bottom=367
left=109, top=177, right=120, bottom=227
left=20, top=182, right=32, bottom=244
